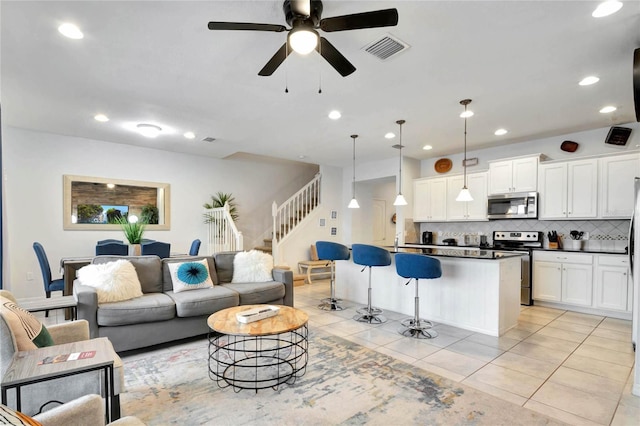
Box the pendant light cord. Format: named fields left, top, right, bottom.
left=397, top=120, right=405, bottom=195
left=351, top=135, right=357, bottom=198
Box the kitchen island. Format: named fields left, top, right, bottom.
left=335, top=246, right=523, bottom=336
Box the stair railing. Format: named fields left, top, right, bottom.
left=205, top=203, right=243, bottom=255
left=271, top=173, right=321, bottom=263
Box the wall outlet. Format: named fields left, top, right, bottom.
left=26, top=272, right=34, bottom=281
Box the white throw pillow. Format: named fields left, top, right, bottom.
left=168, top=259, right=214, bottom=293
left=232, top=250, right=273, bottom=283
left=77, top=259, right=143, bottom=303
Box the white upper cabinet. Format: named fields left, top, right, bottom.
left=413, top=177, right=447, bottom=222
left=599, top=153, right=640, bottom=218
left=539, top=159, right=598, bottom=219
left=488, top=156, right=539, bottom=194
left=446, top=172, right=488, bottom=221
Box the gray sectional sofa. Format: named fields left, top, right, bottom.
left=74, top=252, right=293, bottom=352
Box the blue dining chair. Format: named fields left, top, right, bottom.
left=97, top=239, right=123, bottom=245
left=32, top=242, right=65, bottom=317
left=394, top=253, right=442, bottom=339
left=95, top=242, right=128, bottom=256
left=141, top=241, right=171, bottom=259
left=315, top=241, right=350, bottom=311
left=189, top=239, right=201, bottom=256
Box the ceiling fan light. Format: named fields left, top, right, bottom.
left=456, top=187, right=473, bottom=202
left=289, top=28, right=318, bottom=55
left=348, top=198, right=360, bottom=209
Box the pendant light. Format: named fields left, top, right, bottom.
left=393, top=119, right=408, bottom=206
left=348, top=134, right=360, bottom=209
left=456, top=99, right=474, bottom=202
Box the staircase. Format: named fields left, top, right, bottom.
left=270, top=174, right=322, bottom=263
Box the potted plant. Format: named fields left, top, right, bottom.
left=203, top=192, right=238, bottom=224
left=116, top=217, right=147, bottom=255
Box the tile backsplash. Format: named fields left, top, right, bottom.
left=416, top=219, right=630, bottom=252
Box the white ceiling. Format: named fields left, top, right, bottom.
left=2, top=1, right=639, bottom=167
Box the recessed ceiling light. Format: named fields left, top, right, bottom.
left=579, top=76, right=600, bottom=86
left=460, top=110, right=474, bottom=118
left=298, top=155, right=306, bottom=159
left=422, top=145, right=433, bottom=150
left=58, top=23, right=84, bottom=39
left=183, top=131, right=195, bottom=139
left=494, top=128, right=508, bottom=136
left=384, top=132, right=395, bottom=139
left=592, top=1, right=623, bottom=18
left=94, top=114, right=109, bottom=122
left=599, top=105, right=617, bottom=113
left=136, top=123, right=162, bottom=138
left=328, top=110, right=341, bottom=120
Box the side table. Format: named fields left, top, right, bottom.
left=1, top=337, right=115, bottom=423
left=19, top=295, right=78, bottom=320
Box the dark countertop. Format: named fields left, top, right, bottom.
left=533, top=247, right=627, bottom=256
left=387, top=246, right=525, bottom=260
left=402, top=243, right=628, bottom=256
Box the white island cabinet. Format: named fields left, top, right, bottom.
left=335, top=249, right=522, bottom=336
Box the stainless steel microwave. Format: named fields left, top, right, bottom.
left=487, top=192, right=538, bottom=219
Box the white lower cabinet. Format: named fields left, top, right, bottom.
left=533, top=251, right=592, bottom=307
left=533, top=251, right=632, bottom=316
left=594, top=255, right=631, bottom=312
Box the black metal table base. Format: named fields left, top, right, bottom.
left=208, top=325, right=308, bottom=392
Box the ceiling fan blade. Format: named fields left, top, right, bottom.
left=208, top=22, right=286, bottom=32
left=318, top=37, right=355, bottom=77
left=320, top=9, right=398, bottom=32
left=258, top=43, right=291, bottom=76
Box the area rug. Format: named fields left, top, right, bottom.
left=120, top=329, right=560, bottom=425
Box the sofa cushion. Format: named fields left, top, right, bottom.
left=221, top=282, right=285, bottom=305
left=0, top=296, right=54, bottom=350
left=166, top=287, right=240, bottom=317
left=77, top=260, right=143, bottom=303
left=93, top=256, right=163, bottom=293
left=213, top=252, right=237, bottom=284
left=96, top=293, right=175, bottom=326
left=167, top=260, right=214, bottom=293
left=162, top=256, right=218, bottom=292
left=232, top=250, right=273, bottom=283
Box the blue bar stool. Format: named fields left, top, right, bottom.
left=394, top=253, right=442, bottom=338
left=352, top=244, right=391, bottom=324
left=316, top=241, right=350, bottom=311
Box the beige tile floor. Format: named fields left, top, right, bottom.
left=39, top=279, right=639, bottom=425
left=295, top=279, right=640, bottom=426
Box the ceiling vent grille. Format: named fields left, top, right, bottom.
left=202, top=137, right=216, bottom=143
left=363, top=34, right=409, bottom=61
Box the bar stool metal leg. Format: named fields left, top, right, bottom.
left=353, top=266, right=386, bottom=324
left=318, top=261, right=343, bottom=311
left=398, top=278, right=437, bottom=338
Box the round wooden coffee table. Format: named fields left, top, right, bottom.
left=207, top=305, right=309, bottom=392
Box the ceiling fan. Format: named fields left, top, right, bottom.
left=208, top=0, right=398, bottom=77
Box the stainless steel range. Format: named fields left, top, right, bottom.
left=492, top=231, right=543, bottom=305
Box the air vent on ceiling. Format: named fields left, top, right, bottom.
left=363, top=34, right=409, bottom=61
left=201, top=137, right=216, bottom=143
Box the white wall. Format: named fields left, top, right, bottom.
left=420, top=122, right=640, bottom=177
left=3, top=127, right=318, bottom=299
left=275, top=165, right=344, bottom=268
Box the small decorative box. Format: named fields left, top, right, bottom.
left=236, top=305, right=280, bottom=324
